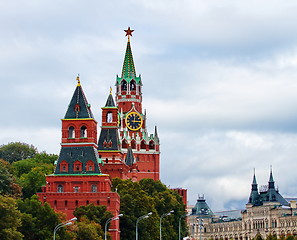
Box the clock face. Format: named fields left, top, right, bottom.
left=125, top=112, right=143, bottom=131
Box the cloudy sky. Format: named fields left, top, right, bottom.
left=1, top=0, right=297, bottom=211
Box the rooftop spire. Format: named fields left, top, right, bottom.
left=268, top=166, right=275, bottom=189
left=125, top=146, right=135, bottom=166
left=248, top=169, right=260, bottom=206
left=104, top=88, right=116, bottom=107
left=121, top=27, right=136, bottom=78
left=76, top=74, right=81, bottom=86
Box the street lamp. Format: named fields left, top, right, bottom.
left=53, top=217, right=77, bottom=240
left=136, top=212, right=152, bottom=240
left=160, top=210, right=174, bottom=240
left=104, top=214, right=123, bottom=240
left=179, top=213, right=190, bottom=240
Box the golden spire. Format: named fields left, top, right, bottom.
left=110, top=86, right=112, bottom=95
left=76, top=74, right=81, bottom=86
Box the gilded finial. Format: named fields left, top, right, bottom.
left=110, top=86, right=112, bottom=95
left=76, top=74, right=81, bottom=86
left=124, top=27, right=134, bottom=42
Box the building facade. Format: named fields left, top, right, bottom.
left=189, top=171, right=297, bottom=240
left=37, top=77, right=121, bottom=240
left=98, top=27, right=160, bottom=182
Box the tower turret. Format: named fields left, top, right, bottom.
left=56, top=76, right=101, bottom=174
left=248, top=170, right=261, bottom=206
left=116, top=27, right=142, bottom=114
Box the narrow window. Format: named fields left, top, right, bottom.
left=68, top=126, right=75, bottom=138
left=80, top=126, right=87, bottom=138
left=57, top=185, right=63, bottom=193
left=91, top=185, right=97, bottom=193
left=107, top=112, right=113, bottom=123
left=130, top=80, right=136, bottom=91
left=121, top=80, right=127, bottom=91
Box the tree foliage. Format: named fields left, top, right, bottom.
left=0, top=195, right=23, bottom=240
left=75, top=217, right=104, bottom=240
left=17, top=195, right=72, bottom=240
left=0, top=159, right=22, bottom=197
left=74, top=203, right=113, bottom=228
left=112, top=178, right=187, bottom=240
left=0, top=142, right=37, bottom=163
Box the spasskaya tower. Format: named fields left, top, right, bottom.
left=98, top=27, right=160, bottom=181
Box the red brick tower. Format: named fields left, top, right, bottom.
left=38, top=76, right=121, bottom=240
left=98, top=28, right=160, bottom=181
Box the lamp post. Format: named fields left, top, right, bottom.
left=136, top=212, right=152, bottom=240
left=160, top=210, right=174, bottom=240
left=179, top=213, right=189, bottom=240
left=104, top=214, right=123, bottom=240
left=53, top=217, right=77, bottom=240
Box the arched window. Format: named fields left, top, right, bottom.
left=91, top=185, right=97, bottom=193
left=107, top=112, right=113, bottom=123
left=122, top=139, right=128, bottom=148
left=80, top=126, right=87, bottom=138
left=57, top=185, right=63, bottom=193
left=130, top=80, right=136, bottom=91
left=149, top=140, right=155, bottom=150
left=131, top=139, right=136, bottom=149
left=140, top=140, right=146, bottom=149
left=121, top=80, right=127, bottom=91
left=68, top=126, right=75, bottom=138
left=74, top=186, right=79, bottom=193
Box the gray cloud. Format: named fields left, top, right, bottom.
left=1, top=0, right=297, bottom=211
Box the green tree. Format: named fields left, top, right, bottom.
left=12, top=152, right=57, bottom=178
left=0, top=159, right=22, bottom=197
left=19, top=164, right=54, bottom=199
left=0, top=142, right=37, bottom=163
left=75, top=217, right=104, bottom=240
left=112, top=178, right=187, bottom=240
left=0, top=195, right=23, bottom=240
left=17, top=195, right=72, bottom=240
left=74, top=203, right=113, bottom=228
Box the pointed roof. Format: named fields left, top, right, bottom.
left=268, top=167, right=275, bottom=189
left=104, top=93, right=116, bottom=107
left=121, top=34, right=136, bottom=79
left=64, top=76, right=94, bottom=119
left=248, top=170, right=261, bottom=206
left=191, top=195, right=214, bottom=217
left=154, top=126, right=160, bottom=144
left=125, top=147, right=135, bottom=166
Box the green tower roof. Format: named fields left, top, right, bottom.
left=116, top=28, right=142, bottom=85
left=121, top=39, right=136, bottom=78
left=191, top=195, right=214, bottom=218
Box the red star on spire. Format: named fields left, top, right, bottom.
left=124, top=27, right=134, bottom=37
